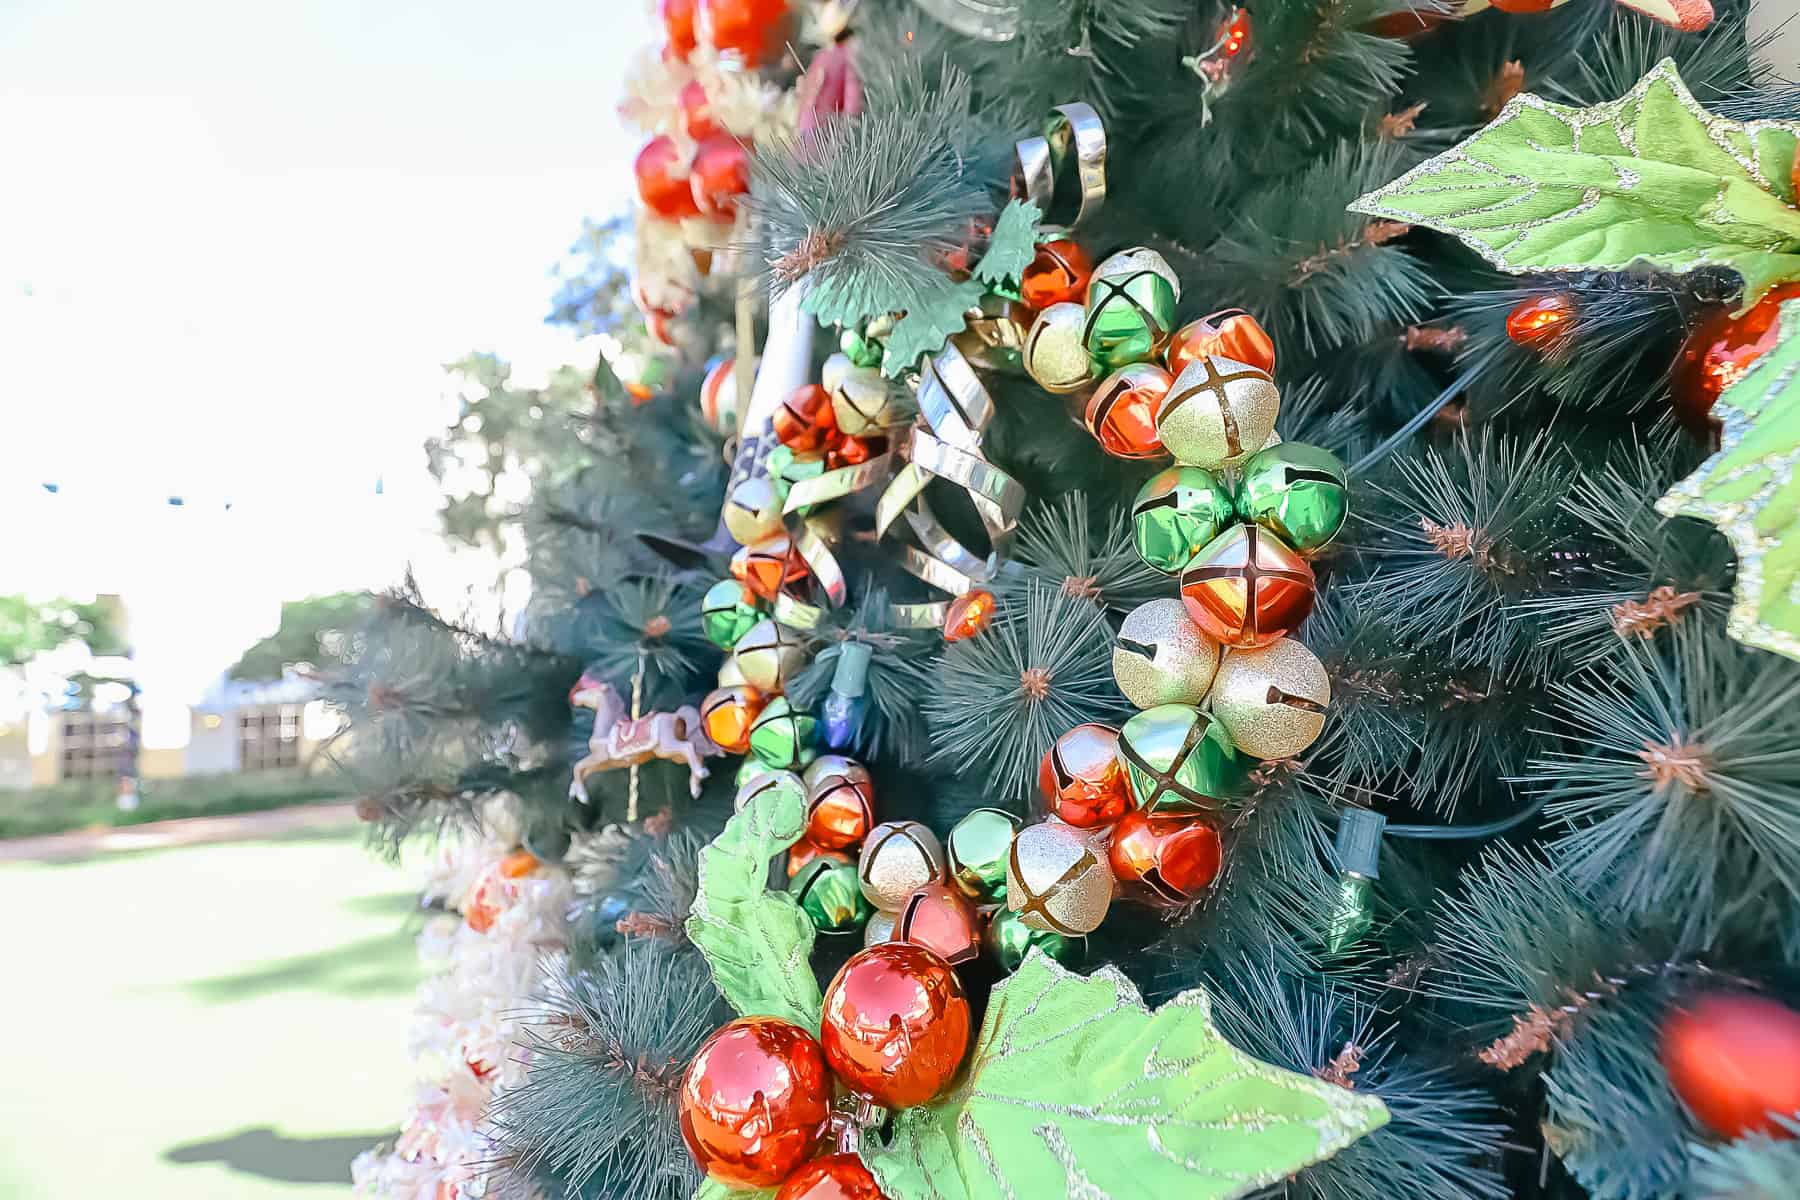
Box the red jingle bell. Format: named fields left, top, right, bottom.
left=806, top=776, right=875, bottom=850
left=679, top=1017, right=832, bottom=1188
left=691, top=134, right=751, bottom=219
left=1179, top=524, right=1316, bottom=648
left=635, top=136, right=701, bottom=220
left=775, top=1153, right=889, bottom=1200
left=1038, top=723, right=1132, bottom=827
left=1107, top=810, right=1223, bottom=905
left=1085, top=364, right=1171, bottom=459
left=1660, top=991, right=1800, bottom=1140
left=700, top=0, right=788, bottom=67
left=661, top=0, right=699, bottom=58
left=775, top=384, right=840, bottom=455
left=895, top=882, right=982, bottom=966
left=680, top=79, right=720, bottom=141
left=1165, top=309, right=1276, bottom=378
left=821, top=942, right=972, bottom=1109
left=828, top=434, right=884, bottom=470
left=1672, top=282, right=1800, bottom=437
left=1019, top=238, right=1093, bottom=310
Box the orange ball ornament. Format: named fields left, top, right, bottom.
left=1505, top=294, right=1577, bottom=349
left=679, top=1017, right=832, bottom=1188
left=1107, top=810, right=1223, bottom=905
left=635, top=135, right=701, bottom=220
left=775, top=1154, right=889, bottom=1200
left=691, top=133, right=751, bottom=219
left=1660, top=992, right=1800, bottom=1140
left=775, top=384, right=839, bottom=455
left=1019, top=238, right=1093, bottom=310
left=701, top=0, right=788, bottom=66
left=1038, top=723, right=1132, bottom=827
left=943, top=589, right=996, bottom=642
left=1085, top=364, right=1171, bottom=459
left=1165, top=309, right=1276, bottom=379
left=661, top=0, right=699, bottom=58
left=1672, top=282, right=1800, bottom=437
left=821, top=942, right=971, bottom=1109
left=1180, top=524, right=1316, bottom=648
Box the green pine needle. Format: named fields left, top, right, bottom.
left=1002, top=492, right=1167, bottom=616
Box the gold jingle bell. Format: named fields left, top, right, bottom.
left=1157, top=354, right=1281, bottom=470
left=1112, top=598, right=1221, bottom=710
left=1005, top=820, right=1114, bottom=935
left=1208, top=636, right=1331, bottom=759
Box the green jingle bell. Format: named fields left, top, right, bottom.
left=841, top=325, right=884, bottom=368
left=790, top=858, right=872, bottom=933
left=748, top=696, right=818, bottom=772
left=1116, top=704, right=1248, bottom=815
left=985, top=905, right=1079, bottom=973
left=766, top=446, right=827, bottom=512
left=1131, top=466, right=1236, bottom=574
left=702, top=579, right=764, bottom=650
left=945, top=808, right=1021, bottom=902
left=1083, top=247, right=1180, bottom=370
left=1235, top=442, right=1350, bottom=554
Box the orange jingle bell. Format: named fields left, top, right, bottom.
left=732, top=533, right=809, bottom=602
left=1019, top=238, right=1094, bottom=310
left=1179, top=524, right=1316, bottom=648
left=788, top=837, right=852, bottom=879
left=679, top=1016, right=832, bottom=1188
left=1085, top=363, right=1171, bottom=459
left=701, top=685, right=764, bottom=755
left=1165, top=308, right=1276, bottom=378
left=821, top=942, right=971, bottom=1109
left=1038, top=723, right=1133, bottom=827
left=774, top=383, right=840, bottom=455
left=895, top=882, right=982, bottom=966
left=1107, top=810, right=1223, bottom=905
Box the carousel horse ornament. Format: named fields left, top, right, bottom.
left=568, top=671, right=720, bottom=801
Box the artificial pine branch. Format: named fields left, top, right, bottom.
left=1002, top=492, right=1168, bottom=616
left=786, top=587, right=936, bottom=765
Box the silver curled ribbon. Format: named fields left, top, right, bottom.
left=875, top=342, right=1027, bottom=629
left=772, top=449, right=898, bottom=630
left=1014, top=102, right=1107, bottom=233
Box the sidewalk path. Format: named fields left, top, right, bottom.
left=0, top=802, right=362, bottom=864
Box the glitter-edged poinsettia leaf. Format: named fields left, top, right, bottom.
left=974, top=199, right=1042, bottom=290
left=862, top=952, right=1389, bottom=1200
left=1658, top=300, right=1800, bottom=661
left=1350, top=59, right=1800, bottom=311
left=685, top=785, right=822, bottom=1033
left=881, top=277, right=986, bottom=378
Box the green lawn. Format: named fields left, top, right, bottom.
left=0, top=769, right=357, bottom=840
left=0, top=823, right=422, bottom=1197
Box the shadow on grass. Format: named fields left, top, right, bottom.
left=338, top=888, right=423, bottom=918
left=163, top=1125, right=393, bottom=1184
left=178, top=931, right=417, bottom=1004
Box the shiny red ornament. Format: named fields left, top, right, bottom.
left=635, top=136, right=701, bottom=220
left=701, top=0, right=788, bottom=67
left=1660, top=992, right=1800, bottom=1140
left=1505, top=294, right=1577, bottom=349
left=691, top=134, right=751, bottom=219
left=661, top=0, right=699, bottom=57
left=1019, top=239, right=1093, bottom=310
left=775, top=384, right=839, bottom=455
left=1085, top=364, right=1171, bottom=459
left=1180, top=524, right=1316, bottom=649
left=1164, top=309, right=1276, bottom=378
left=775, top=1153, right=889, bottom=1200
left=943, top=589, right=996, bottom=642
left=1672, top=282, right=1800, bottom=437
left=789, top=837, right=852, bottom=879
left=680, top=80, right=721, bottom=141
left=1107, top=810, right=1223, bottom=905
left=896, top=883, right=982, bottom=966
left=679, top=1017, right=832, bottom=1188
left=732, top=534, right=809, bottom=602
left=1038, top=723, right=1132, bottom=828
left=821, top=942, right=971, bottom=1109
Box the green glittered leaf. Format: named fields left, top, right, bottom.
left=973, top=200, right=1042, bottom=290
left=684, top=783, right=822, bottom=1032
left=881, top=276, right=986, bottom=378
left=862, top=952, right=1389, bottom=1200
left=694, top=1180, right=774, bottom=1200
left=1350, top=59, right=1800, bottom=310
left=1658, top=299, right=1800, bottom=661
left=802, top=271, right=890, bottom=333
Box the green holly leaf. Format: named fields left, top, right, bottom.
left=974, top=199, right=1042, bottom=290
left=684, top=783, right=823, bottom=1032
left=1658, top=299, right=1800, bottom=661
left=1350, top=59, right=1800, bottom=310
left=694, top=1180, right=774, bottom=1200
left=881, top=276, right=987, bottom=378
left=801, top=271, right=888, bottom=333
left=862, top=952, right=1389, bottom=1200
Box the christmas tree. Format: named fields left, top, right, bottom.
left=342, top=2, right=1800, bottom=1198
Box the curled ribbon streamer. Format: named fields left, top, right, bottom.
left=1015, top=101, right=1107, bottom=233
left=770, top=451, right=898, bottom=630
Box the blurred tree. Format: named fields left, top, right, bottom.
left=0, top=595, right=127, bottom=665
left=230, top=592, right=371, bottom=680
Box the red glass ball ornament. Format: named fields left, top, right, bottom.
left=1180, top=524, right=1316, bottom=649
left=1019, top=239, right=1094, bottom=310
left=943, top=589, right=996, bottom=642
left=1672, top=282, right=1800, bottom=437
left=789, top=837, right=852, bottom=879
left=1660, top=992, right=1800, bottom=1139
left=1505, top=294, right=1577, bottom=349
left=680, top=79, right=721, bottom=141
left=679, top=1017, right=832, bottom=1188
left=661, top=0, right=700, bottom=58
left=896, top=882, right=982, bottom=966
left=775, top=1154, right=889, bottom=1200
left=1164, top=309, right=1276, bottom=379
left=1085, top=363, right=1171, bottom=459
left=775, top=384, right=839, bottom=455
left=821, top=942, right=971, bottom=1109
left=1038, top=723, right=1132, bottom=827
left=701, top=0, right=788, bottom=66
left=1107, top=810, right=1223, bottom=905
left=691, top=134, right=751, bottom=219
left=636, top=136, right=701, bottom=220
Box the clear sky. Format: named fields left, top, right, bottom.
left=0, top=0, right=652, bottom=695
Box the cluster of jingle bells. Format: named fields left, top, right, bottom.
left=1011, top=241, right=1348, bottom=933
